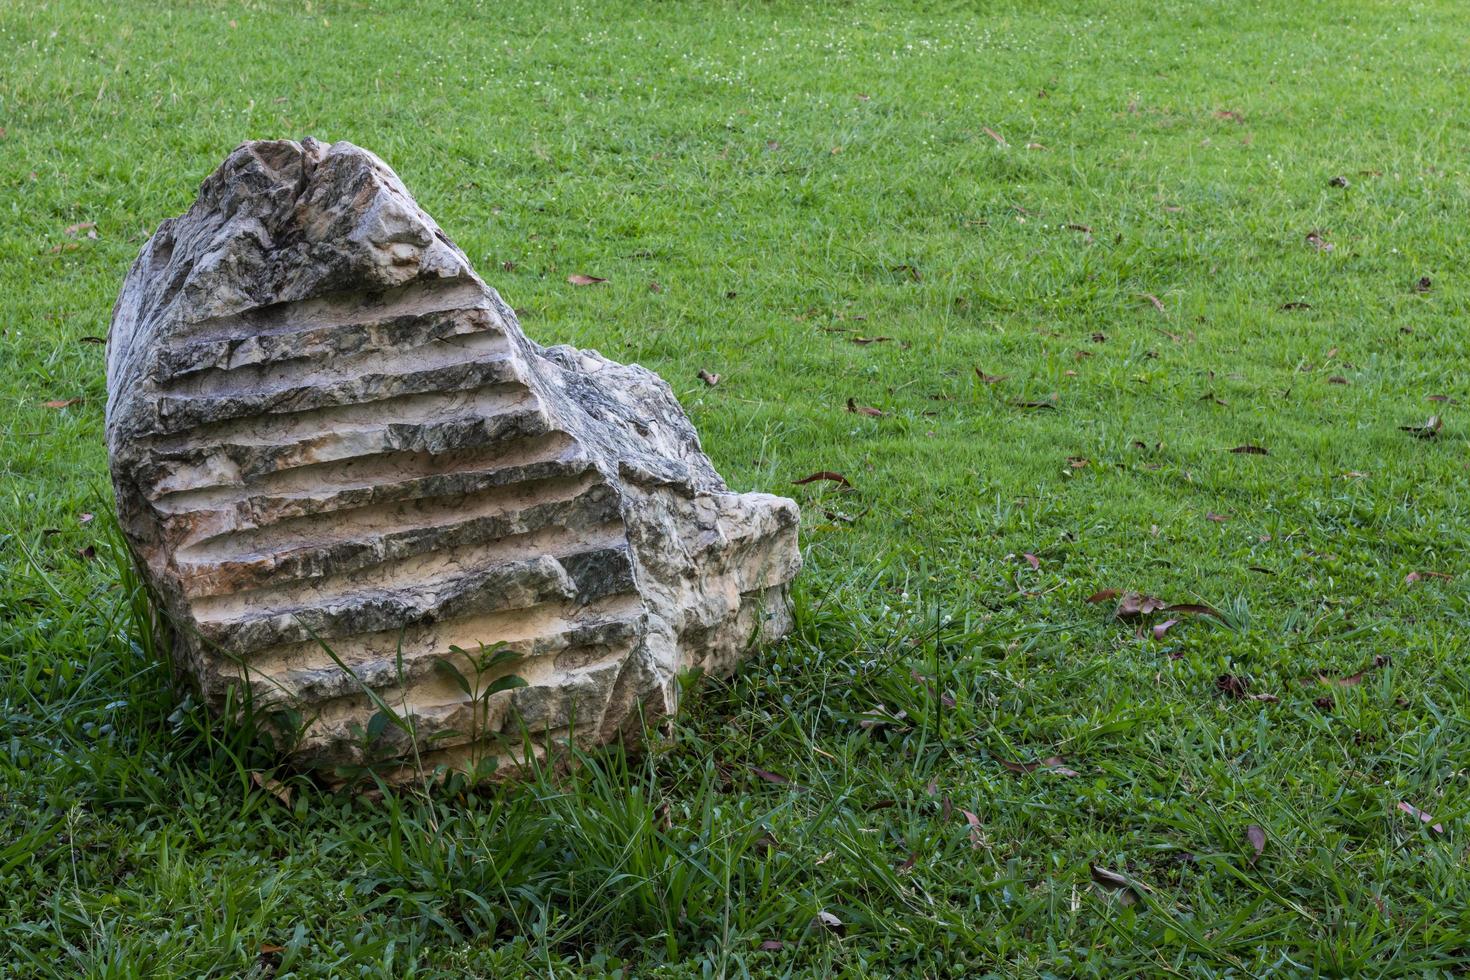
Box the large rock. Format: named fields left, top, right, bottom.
left=105, top=138, right=800, bottom=778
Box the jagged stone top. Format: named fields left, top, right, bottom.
left=108, top=139, right=471, bottom=448
left=107, top=138, right=731, bottom=495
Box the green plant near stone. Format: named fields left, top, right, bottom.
left=434, top=642, right=529, bottom=784
left=313, top=633, right=530, bottom=790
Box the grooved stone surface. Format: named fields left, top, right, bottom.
left=106, top=138, right=800, bottom=777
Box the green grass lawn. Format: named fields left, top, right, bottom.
left=5, top=0, right=1470, bottom=974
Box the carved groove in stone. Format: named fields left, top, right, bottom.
left=107, top=138, right=800, bottom=777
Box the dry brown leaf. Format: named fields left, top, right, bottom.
left=1228, top=445, right=1269, bottom=455
left=1090, top=864, right=1143, bottom=904
left=909, top=671, right=957, bottom=708
left=1164, top=602, right=1224, bottom=619
left=566, top=273, right=607, bottom=286
left=42, top=398, right=82, bottom=409
left=1328, top=376, right=1349, bottom=385
left=1067, top=456, right=1090, bottom=469
left=814, top=910, right=844, bottom=932
left=1305, top=230, right=1335, bottom=253
left=697, top=369, right=720, bottom=387
left=1206, top=512, right=1230, bottom=523
left=648, top=281, right=663, bottom=293
left=1205, top=675, right=1240, bottom=696
left=1398, top=801, right=1445, bottom=834
left=1216, top=674, right=1278, bottom=702
left=1246, top=824, right=1266, bottom=864
left=1405, top=570, right=1452, bottom=585
left=1142, top=293, right=1167, bottom=314
left=1152, top=619, right=1180, bottom=640
left=983, top=127, right=1007, bottom=146
left=1011, top=395, right=1058, bottom=409
left=1116, top=592, right=1167, bottom=619
left=850, top=335, right=892, bottom=345
left=1299, top=655, right=1390, bottom=689
left=858, top=705, right=909, bottom=730
left=999, top=755, right=1076, bottom=777
left=846, top=397, right=885, bottom=417
left=975, top=367, right=1008, bottom=384
left=251, top=771, right=293, bottom=806
left=961, top=808, right=983, bottom=848
left=750, top=766, right=793, bottom=786
left=792, top=471, right=852, bottom=489
left=1401, top=416, right=1442, bottom=439
left=1086, top=588, right=1120, bottom=604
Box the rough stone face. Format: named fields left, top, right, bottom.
left=106, top=138, right=800, bottom=777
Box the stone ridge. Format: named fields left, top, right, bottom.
left=106, top=138, right=800, bottom=777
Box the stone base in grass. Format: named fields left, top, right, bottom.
left=106, top=137, right=800, bottom=779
